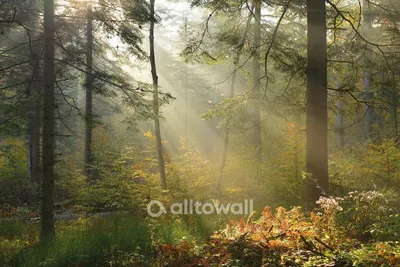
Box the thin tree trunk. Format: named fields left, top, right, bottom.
left=363, top=0, right=373, bottom=141
left=84, top=0, right=94, bottom=177
left=27, top=50, right=41, bottom=185
left=305, top=0, right=329, bottom=203
left=40, top=0, right=56, bottom=239
left=184, top=15, right=188, bottom=145
left=335, top=73, right=344, bottom=147
left=253, top=0, right=262, bottom=160
left=365, top=72, right=373, bottom=140
left=27, top=0, right=42, bottom=184
left=391, top=88, right=399, bottom=141
left=217, top=13, right=253, bottom=195
left=150, top=0, right=167, bottom=190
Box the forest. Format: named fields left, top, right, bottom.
left=1, top=0, right=400, bottom=266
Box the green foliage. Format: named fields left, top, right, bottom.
left=268, top=122, right=306, bottom=205
left=0, top=220, right=39, bottom=267
left=348, top=242, right=400, bottom=266
left=55, top=161, right=86, bottom=201
left=330, top=139, right=400, bottom=192
left=0, top=138, right=33, bottom=205
left=201, top=95, right=251, bottom=128
left=0, top=138, right=27, bottom=180
left=15, top=216, right=150, bottom=267
left=336, top=191, right=400, bottom=241
left=75, top=127, right=145, bottom=212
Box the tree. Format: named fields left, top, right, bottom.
left=0, top=0, right=43, bottom=185
left=363, top=0, right=374, bottom=141
left=27, top=0, right=42, bottom=184
left=40, top=0, right=56, bottom=239
left=253, top=0, right=262, bottom=160
left=149, top=0, right=167, bottom=190
left=305, top=0, right=329, bottom=203
left=334, top=72, right=344, bottom=147
left=84, top=0, right=94, bottom=177
left=217, top=12, right=252, bottom=195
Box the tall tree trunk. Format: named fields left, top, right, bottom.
left=184, top=15, right=188, bottom=144
left=253, top=0, right=262, bottom=160
left=27, top=0, right=42, bottom=184
left=40, top=0, right=55, bottom=239
left=217, top=13, right=253, bottom=195
left=363, top=0, right=373, bottom=141
left=335, top=73, right=344, bottom=147
left=391, top=88, right=399, bottom=141
left=305, top=0, right=329, bottom=203
left=150, top=0, right=167, bottom=190
left=364, top=72, right=373, bottom=140
left=84, top=0, right=94, bottom=177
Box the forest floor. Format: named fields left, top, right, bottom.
left=1, top=202, right=400, bottom=266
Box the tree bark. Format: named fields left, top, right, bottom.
left=335, top=73, right=344, bottom=147
left=150, top=0, right=167, bottom=190
left=363, top=0, right=373, bottom=141
left=305, top=0, right=329, bottom=203
left=40, top=0, right=56, bottom=239
left=364, top=72, right=373, bottom=140
left=253, top=0, right=262, bottom=161
left=184, top=15, right=188, bottom=144
left=27, top=0, right=42, bottom=184
left=27, top=55, right=41, bottom=185
left=84, top=0, right=94, bottom=177
left=391, top=88, right=399, bottom=141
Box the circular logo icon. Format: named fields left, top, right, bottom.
left=147, top=200, right=167, bottom=218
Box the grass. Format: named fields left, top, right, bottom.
left=16, top=215, right=151, bottom=267
left=0, top=220, right=40, bottom=238
left=0, top=213, right=231, bottom=266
